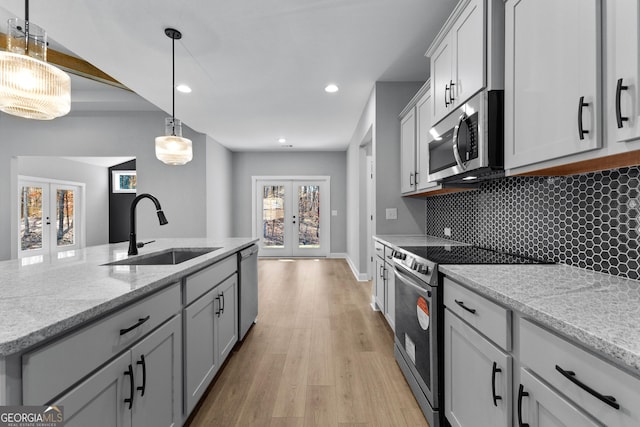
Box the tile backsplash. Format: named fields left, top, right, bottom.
left=426, top=166, right=640, bottom=280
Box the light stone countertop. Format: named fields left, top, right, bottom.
left=440, top=264, right=640, bottom=376
left=373, top=234, right=469, bottom=247
left=0, top=237, right=257, bottom=357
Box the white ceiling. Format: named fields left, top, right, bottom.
left=0, top=0, right=456, bottom=151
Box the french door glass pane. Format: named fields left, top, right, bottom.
left=262, top=185, right=285, bottom=248
left=56, top=189, right=75, bottom=247
left=20, top=186, right=43, bottom=251
left=298, top=185, right=320, bottom=248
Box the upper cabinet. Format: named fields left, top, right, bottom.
left=504, top=0, right=603, bottom=170
left=606, top=0, right=640, bottom=147
left=400, top=81, right=440, bottom=195
left=427, top=0, right=504, bottom=126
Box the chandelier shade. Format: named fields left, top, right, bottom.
left=0, top=16, right=71, bottom=120
left=155, top=28, right=192, bottom=165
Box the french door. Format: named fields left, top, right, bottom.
left=255, top=178, right=330, bottom=257
left=18, top=177, right=83, bottom=258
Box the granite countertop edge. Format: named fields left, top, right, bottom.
left=0, top=237, right=258, bottom=357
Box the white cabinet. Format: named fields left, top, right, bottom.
left=400, top=108, right=417, bottom=193
left=400, top=81, right=440, bottom=195
left=606, top=0, right=640, bottom=146
left=372, top=241, right=395, bottom=330
left=443, top=281, right=512, bottom=427
left=383, top=253, right=395, bottom=330
left=54, top=315, right=182, bottom=427
left=504, top=0, right=602, bottom=170
left=517, top=369, right=601, bottom=427
left=374, top=254, right=385, bottom=311
left=184, top=274, right=238, bottom=415
left=428, top=0, right=486, bottom=125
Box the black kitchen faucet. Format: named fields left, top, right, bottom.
left=128, top=193, right=168, bottom=256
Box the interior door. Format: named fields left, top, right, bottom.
left=256, top=179, right=329, bottom=257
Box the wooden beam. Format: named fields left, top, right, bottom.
left=0, top=32, right=130, bottom=91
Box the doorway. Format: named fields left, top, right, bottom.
left=253, top=177, right=330, bottom=257
left=18, top=176, right=85, bottom=258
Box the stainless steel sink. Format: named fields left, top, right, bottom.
left=104, top=247, right=220, bottom=266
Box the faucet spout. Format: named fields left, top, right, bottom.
left=128, top=193, right=168, bottom=256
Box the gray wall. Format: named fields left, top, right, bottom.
left=17, top=156, right=109, bottom=247
left=231, top=151, right=347, bottom=253
left=0, top=110, right=218, bottom=260
left=206, top=135, right=233, bottom=240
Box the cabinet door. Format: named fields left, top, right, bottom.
left=400, top=108, right=417, bottom=193
left=383, top=260, right=395, bottom=330
left=374, top=257, right=385, bottom=311
left=53, top=352, right=132, bottom=427
left=505, top=0, right=602, bottom=169
left=216, top=275, right=238, bottom=363
left=416, top=88, right=439, bottom=191
left=432, top=36, right=454, bottom=124
left=444, top=309, right=511, bottom=427
left=518, top=369, right=602, bottom=427
left=183, top=288, right=219, bottom=415
left=452, top=0, right=484, bottom=106
left=131, top=315, right=182, bottom=427
left=607, top=0, right=640, bottom=144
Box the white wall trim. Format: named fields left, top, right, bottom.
left=343, top=253, right=369, bottom=282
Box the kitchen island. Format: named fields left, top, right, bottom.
left=0, top=237, right=257, bottom=425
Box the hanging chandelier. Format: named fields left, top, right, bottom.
left=0, top=0, right=71, bottom=120
left=155, top=28, right=192, bottom=166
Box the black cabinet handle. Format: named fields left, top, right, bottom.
left=414, top=171, right=419, bottom=184
left=215, top=295, right=221, bottom=317
left=409, top=173, right=414, bottom=186
left=136, top=355, right=146, bottom=397
left=454, top=299, right=476, bottom=314
left=517, top=384, right=529, bottom=427
left=449, top=80, right=455, bottom=102
left=578, top=96, right=590, bottom=140
left=124, top=364, right=134, bottom=410
left=555, top=365, right=619, bottom=410
left=444, top=84, right=450, bottom=107
left=491, top=362, right=502, bottom=407
left=120, top=316, right=150, bottom=335
left=616, top=78, right=629, bottom=129
left=221, top=292, right=225, bottom=314
left=379, top=265, right=384, bottom=278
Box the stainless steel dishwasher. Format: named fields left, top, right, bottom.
left=238, top=245, right=259, bottom=340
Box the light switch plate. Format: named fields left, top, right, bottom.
left=386, top=208, right=398, bottom=220
left=331, top=210, right=338, bottom=216
left=444, top=227, right=452, bottom=237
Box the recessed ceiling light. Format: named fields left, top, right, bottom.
left=176, top=84, right=192, bottom=93
left=278, top=138, right=286, bottom=143
left=325, top=84, right=339, bottom=93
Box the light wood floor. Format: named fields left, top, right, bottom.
left=187, top=258, right=430, bottom=427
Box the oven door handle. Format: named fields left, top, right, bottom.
left=452, top=112, right=468, bottom=171
left=393, top=265, right=431, bottom=298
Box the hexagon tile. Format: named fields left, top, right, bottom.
left=426, top=166, right=640, bottom=280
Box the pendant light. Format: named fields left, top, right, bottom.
left=155, top=28, right=192, bottom=166
left=0, top=0, right=71, bottom=120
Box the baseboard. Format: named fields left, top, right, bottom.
left=333, top=253, right=369, bottom=282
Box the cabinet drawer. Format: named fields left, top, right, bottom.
left=22, top=283, right=181, bottom=405
left=374, top=241, right=385, bottom=259
left=184, top=254, right=237, bottom=305
left=443, top=277, right=511, bottom=350
left=520, top=319, right=640, bottom=427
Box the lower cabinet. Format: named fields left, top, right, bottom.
left=517, top=369, right=601, bottom=427
left=184, top=274, right=238, bottom=416
left=444, top=309, right=511, bottom=427
left=374, top=255, right=385, bottom=311
left=383, top=258, right=395, bottom=330
left=53, top=315, right=182, bottom=427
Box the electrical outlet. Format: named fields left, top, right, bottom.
left=444, top=227, right=452, bottom=237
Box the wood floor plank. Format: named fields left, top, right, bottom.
left=187, top=259, right=431, bottom=427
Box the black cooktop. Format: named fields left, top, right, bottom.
left=399, top=245, right=553, bottom=265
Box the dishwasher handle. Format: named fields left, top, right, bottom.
left=240, top=245, right=258, bottom=259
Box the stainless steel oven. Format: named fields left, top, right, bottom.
left=392, top=251, right=442, bottom=427
left=428, top=90, right=504, bottom=183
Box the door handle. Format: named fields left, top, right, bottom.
left=491, top=362, right=502, bottom=407
left=120, top=316, right=150, bottom=335
left=454, top=299, right=476, bottom=314
left=517, top=384, right=529, bottom=427
left=555, top=365, right=619, bottom=409
left=616, top=78, right=629, bottom=129
left=409, top=173, right=414, bottom=186
left=578, top=96, right=590, bottom=140
left=136, top=355, right=146, bottom=396
left=449, top=80, right=455, bottom=103
left=124, top=364, right=135, bottom=410
left=444, top=84, right=450, bottom=107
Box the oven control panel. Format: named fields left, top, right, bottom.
left=391, top=249, right=434, bottom=284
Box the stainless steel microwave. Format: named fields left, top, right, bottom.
left=427, top=90, right=504, bottom=183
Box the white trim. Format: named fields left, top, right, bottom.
left=344, top=254, right=369, bottom=282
